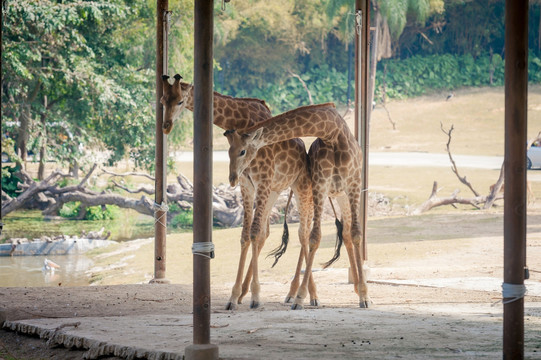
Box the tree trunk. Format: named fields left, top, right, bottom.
left=17, top=82, right=41, bottom=170
left=17, top=108, right=30, bottom=170
left=37, top=96, right=48, bottom=180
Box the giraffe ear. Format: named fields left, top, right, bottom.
left=245, top=128, right=264, bottom=145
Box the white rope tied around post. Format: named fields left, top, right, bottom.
left=192, top=242, right=215, bottom=259
left=501, top=282, right=527, bottom=305
left=153, top=202, right=169, bottom=228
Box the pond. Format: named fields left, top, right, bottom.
left=1, top=209, right=155, bottom=242
left=0, top=209, right=157, bottom=287
left=0, top=254, right=94, bottom=287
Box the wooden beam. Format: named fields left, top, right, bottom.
left=185, top=0, right=219, bottom=358
left=151, top=0, right=169, bottom=284
left=503, top=1, right=528, bottom=358
left=354, top=0, right=370, bottom=260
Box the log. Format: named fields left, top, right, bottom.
left=2, top=163, right=248, bottom=228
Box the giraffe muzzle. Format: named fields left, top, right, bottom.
left=229, top=174, right=238, bottom=187
left=163, top=121, right=173, bottom=134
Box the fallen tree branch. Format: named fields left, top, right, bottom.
left=414, top=181, right=496, bottom=214
left=42, top=191, right=155, bottom=216
left=2, top=168, right=68, bottom=215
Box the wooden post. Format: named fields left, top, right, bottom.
left=150, top=0, right=170, bottom=284
left=503, top=1, right=528, bottom=359
left=354, top=0, right=370, bottom=260
left=185, top=0, right=219, bottom=358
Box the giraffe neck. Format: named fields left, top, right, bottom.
left=181, top=82, right=271, bottom=131
left=249, top=103, right=347, bottom=146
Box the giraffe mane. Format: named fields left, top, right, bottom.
left=179, top=81, right=271, bottom=113
left=240, top=102, right=336, bottom=134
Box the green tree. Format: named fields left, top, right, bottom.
left=2, top=0, right=195, bottom=176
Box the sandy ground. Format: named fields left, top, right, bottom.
left=1, top=204, right=541, bottom=359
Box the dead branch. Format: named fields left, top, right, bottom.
left=2, top=163, right=270, bottom=228
left=381, top=103, right=396, bottom=130
left=100, top=168, right=155, bottom=181
left=414, top=181, right=502, bottom=214
left=1, top=168, right=68, bottom=215
left=288, top=69, right=313, bottom=105
left=440, top=123, right=480, bottom=196
left=483, top=163, right=505, bottom=209
left=111, top=180, right=154, bottom=195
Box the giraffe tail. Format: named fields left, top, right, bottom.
left=267, top=190, right=293, bottom=268
left=322, top=199, right=344, bottom=269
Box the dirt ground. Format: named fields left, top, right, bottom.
left=1, top=204, right=541, bottom=359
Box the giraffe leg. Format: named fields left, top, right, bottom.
left=292, top=191, right=324, bottom=310
left=286, top=183, right=318, bottom=305
left=226, top=177, right=254, bottom=310
left=285, top=246, right=304, bottom=304
left=249, top=190, right=278, bottom=309
left=238, top=258, right=253, bottom=303
left=336, top=195, right=359, bottom=295
left=348, top=188, right=371, bottom=308
left=226, top=240, right=250, bottom=310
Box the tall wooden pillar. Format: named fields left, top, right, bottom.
left=151, top=0, right=170, bottom=284
left=354, top=0, right=370, bottom=260
left=503, top=1, right=528, bottom=358
left=185, top=0, right=219, bottom=358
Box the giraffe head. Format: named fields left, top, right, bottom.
left=160, top=74, right=191, bottom=134
left=223, top=128, right=264, bottom=187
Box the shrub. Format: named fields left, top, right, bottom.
left=1, top=164, right=23, bottom=199
left=59, top=202, right=117, bottom=220
left=171, top=208, right=193, bottom=229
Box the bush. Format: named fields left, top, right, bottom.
left=59, top=202, right=81, bottom=218
left=171, top=208, right=193, bottom=229
left=1, top=164, right=23, bottom=199
left=59, top=202, right=117, bottom=220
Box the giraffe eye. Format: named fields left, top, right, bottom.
left=239, top=150, right=246, bottom=157
left=178, top=100, right=184, bottom=106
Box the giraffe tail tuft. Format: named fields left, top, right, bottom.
left=322, top=218, right=344, bottom=269
left=267, top=220, right=289, bottom=268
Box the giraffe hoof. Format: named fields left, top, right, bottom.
left=291, top=303, right=304, bottom=310
left=284, top=296, right=293, bottom=304
left=359, top=300, right=370, bottom=309
left=250, top=301, right=260, bottom=309
left=225, top=302, right=237, bottom=311
left=310, top=299, right=321, bottom=307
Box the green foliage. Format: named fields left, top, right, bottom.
left=2, top=0, right=540, bottom=179
left=221, top=64, right=347, bottom=112
left=59, top=202, right=117, bottom=220
left=85, top=205, right=118, bottom=221
left=171, top=208, right=193, bottom=229
left=1, top=164, right=23, bottom=198
left=375, top=53, right=509, bottom=100
left=2, top=0, right=194, bottom=172
left=59, top=202, right=81, bottom=219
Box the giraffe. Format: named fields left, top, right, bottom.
left=226, top=102, right=371, bottom=309
left=160, top=74, right=318, bottom=309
